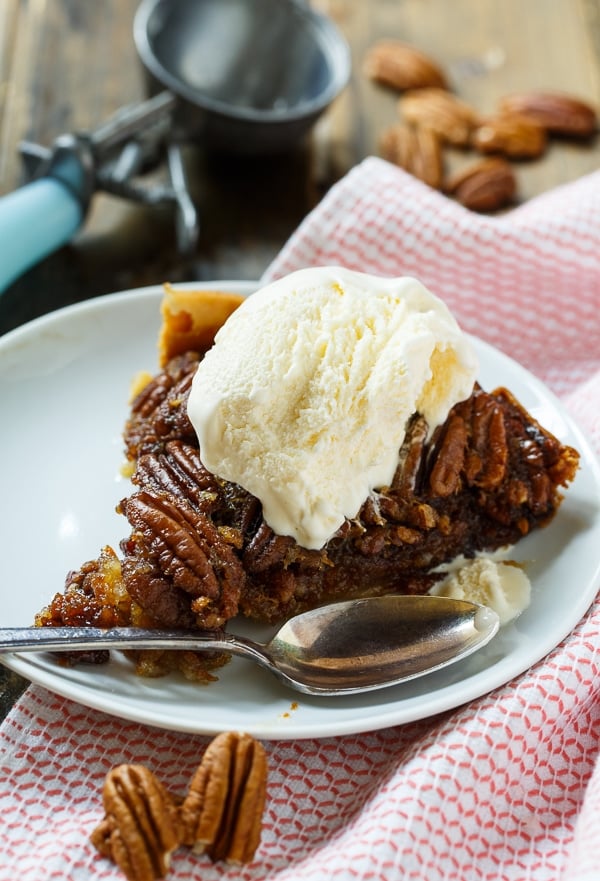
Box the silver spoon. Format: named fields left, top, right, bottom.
left=0, top=595, right=499, bottom=696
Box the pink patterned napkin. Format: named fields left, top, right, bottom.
left=2, top=157, right=600, bottom=880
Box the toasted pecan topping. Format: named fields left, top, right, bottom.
left=429, top=412, right=469, bottom=496
left=134, top=442, right=221, bottom=516
left=120, top=489, right=245, bottom=628
left=125, top=352, right=199, bottom=461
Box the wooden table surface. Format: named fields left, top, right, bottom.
left=1, top=0, right=599, bottom=716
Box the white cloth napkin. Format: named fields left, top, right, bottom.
left=1, top=157, right=599, bottom=881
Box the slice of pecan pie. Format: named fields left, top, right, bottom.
left=35, top=283, right=580, bottom=682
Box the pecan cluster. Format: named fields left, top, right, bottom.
left=91, top=731, right=268, bottom=881
left=365, top=40, right=598, bottom=211
left=124, top=352, right=200, bottom=461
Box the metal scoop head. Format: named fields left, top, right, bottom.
left=134, top=0, right=351, bottom=152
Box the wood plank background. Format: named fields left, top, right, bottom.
left=2, top=0, right=599, bottom=196
left=0, top=0, right=599, bottom=336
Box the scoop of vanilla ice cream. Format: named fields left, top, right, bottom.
left=187, top=266, right=478, bottom=550
left=431, top=557, right=531, bottom=625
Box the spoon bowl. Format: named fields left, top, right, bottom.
left=0, top=596, right=499, bottom=696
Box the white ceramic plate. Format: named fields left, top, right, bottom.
left=1, top=282, right=599, bottom=740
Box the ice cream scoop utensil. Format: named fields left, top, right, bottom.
left=0, top=596, right=499, bottom=696
left=0, top=0, right=350, bottom=291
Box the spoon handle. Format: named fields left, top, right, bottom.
left=0, top=626, right=241, bottom=654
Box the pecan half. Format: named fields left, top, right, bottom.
left=121, top=489, right=245, bottom=628
left=90, top=764, right=181, bottom=881
left=445, top=157, right=516, bottom=212
left=473, top=114, right=547, bottom=158
left=465, top=392, right=508, bottom=489
left=134, top=441, right=221, bottom=516
left=125, top=352, right=199, bottom=460
left=391, top=414, right=429, bottom=496
left=364, top=40, right=447, bottom=91
left=181, top=731, right=268, bottom=864
left=380, top=123, right=443, bottom=189
left=498, top=91, right=597, bottom=138
left=428, top=413, right=469, bottom=497
left=399, top=88, right=480, bottom=147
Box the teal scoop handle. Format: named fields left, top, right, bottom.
left=0, top=177, right=83, bottom=293
left=0, top=93, right=189, bottom=295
